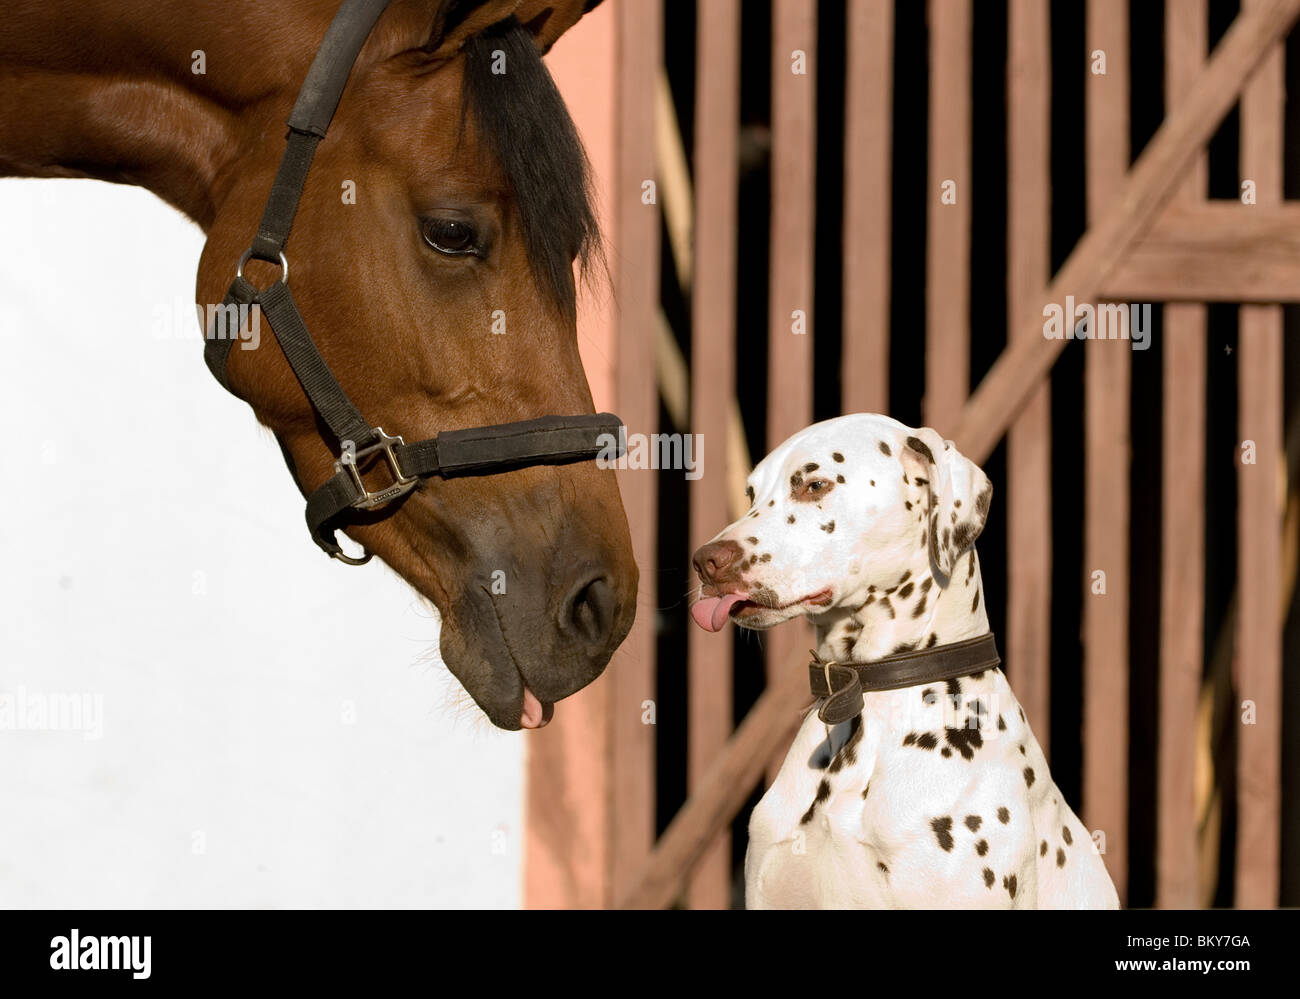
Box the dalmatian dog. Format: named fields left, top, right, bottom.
left=689, top=414, right=1120, bottom=909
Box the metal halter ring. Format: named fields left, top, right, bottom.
left=235, top=249, right=289, bottom=286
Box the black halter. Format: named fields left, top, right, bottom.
left=203, top=0, right=623, bottom=564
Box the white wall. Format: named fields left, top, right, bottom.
left=0, top=178, right=523, bottom=908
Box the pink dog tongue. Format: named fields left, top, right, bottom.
left=690, top=593, right=747, bottom=632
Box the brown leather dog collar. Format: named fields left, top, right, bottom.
left=808, top=633, right=1001, bottom=725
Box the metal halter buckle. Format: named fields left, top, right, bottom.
left=337, top=428, right=418, bottom=510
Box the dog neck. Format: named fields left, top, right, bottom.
left=814, top=547, right=990, bottom=664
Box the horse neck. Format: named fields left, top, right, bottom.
left=0, top=0, right=339, bottom=229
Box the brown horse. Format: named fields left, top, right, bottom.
left=0, top=0, right=637, bottom=730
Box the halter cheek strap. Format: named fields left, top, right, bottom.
left=203, top=0, right=624, bottom=563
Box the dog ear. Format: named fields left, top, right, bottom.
left=900, top=428, right=992, bottom=587
left=425, top=0, right=602, bottom=60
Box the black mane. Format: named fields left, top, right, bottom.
left=460, top=17, right=600, bottom=318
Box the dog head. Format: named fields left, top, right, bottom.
left=690, top=414, right=991, bottom=632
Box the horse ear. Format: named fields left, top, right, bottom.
left=425, top=1, right=520, bottom=61
left=425, top=0, right=602, bottom=61
left=515, top=0, right=606, bottom=52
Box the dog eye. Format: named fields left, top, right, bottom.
left=795, top=478, right=835, bottom=502
left=421, top=217, right=480, bottom=256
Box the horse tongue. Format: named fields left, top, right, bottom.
left=520, top=687, right=551, bottom=730
left=690, top=593, right=747, bottom=633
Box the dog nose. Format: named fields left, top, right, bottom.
left=693, top=539, right=746, bottom=584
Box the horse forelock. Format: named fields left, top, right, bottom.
left=458, top=15, right=601, bottom=319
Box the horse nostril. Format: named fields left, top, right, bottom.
left=564, top=575, right=616, bottom=647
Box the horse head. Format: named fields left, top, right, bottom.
left=196, top=0, right=636, bottom=729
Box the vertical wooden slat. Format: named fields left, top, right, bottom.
left=841, top=0, right=893, bottom=415
left=763, top=0, right=818, bottom=786
left=1006, top=0, right=1052, bottom=762
left=525, top=5, right=620, bottom=910
left=924, top=0, right=971, bottom=432
left=1236, top=0, right=1284, bottom=909
left=609, top=0, right=663, bottom=902
left=1157, top=0, right=1207, bottom=911
left=1083, top=0, right=1130, bottom=903
left=687, top=0, right=740, bottom=910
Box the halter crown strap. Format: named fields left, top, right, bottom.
left=202, top=0, right=626, bottom=564
left=808, top=633, right=1002, bottom=725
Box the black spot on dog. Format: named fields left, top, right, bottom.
left=870, top=479, right=876, bottom=486
left=746, top=486, right=754, bottom=502
left=787, top=515, right=796, bottom=524
left=832, top=452, right=844, bottom=463
left=965, top=815, right=982, bottom=832
left=836, top=475, right=845, bottom=483
left=983, top=867, right=995, bottom=888
left=967, top=551, right=976, bottom=581
left=820, top=521, right=835, bottom=533
left=942, top=527, right=951, bottom=548
left=940, top=747, right=952, bottom=758
left=880, top=597, right=895, bottom=619
left=828, top=716, right=863, bottom=774
left=944, top=725, right=983, bottom=761
left=898, top=570, right=911, bottom=585
left=1062, top=826, right=1073, bottom=845
left=878, top=441, right=892, bottom=457
left=931, top=816, right=954, bottom=852
left=905, top=500, right=912, bottom=510
left=862, top=782, right=870, bottom=799
left=804, top=462, right=819, bottom=473
left=919, top=530, right=927, bottom=548
left=946, top=678, right=962, bottom=697
left=904, top=436, right=934, bottom=464
left=912, top=596, right=927, bottom=618
left=976, top=839, right=989, bottom=856
left=922, top=688, right=937, bottom=706
left=1019, top=708, right=1025, bottom=722
left=1040, top=840, right=1048, bottom=856
left=799, top=778, right=832, bottom=825
left=877, top=861, right=889, bottom=874
left=903, top=731, right=938, bottom=751
left=746, top=536, right=758, bottom=545
left=971, top=590, right=980, bottom=613
left=915, top=477, right=928, bottom=486
left=768, top=499, right=775, bottom=507
left=1003, top=874, right=1018, bottom=899
left=997, top=806, right=1010, bottom=824
left=760, top=553, right=771, bottom=562
left=926, top=632, right=938, bottom=648
left=898, top=582, right=915, bottom=599
left=1023, top=767, right=1036, bottom=788
left=997, top=714, right=1006, bottom=731
left=1056, top=847, right=1066, bottom=868
left=920, top=577, right=933, bottom=594
left=1018, top=744, right=1026, bottom=755
left=892, top=641, right=917, bottom=654
left=955, top=498, right=962, bottom=507
left=863, top=594, right=875, bottom=606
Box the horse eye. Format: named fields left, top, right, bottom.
left=421, top=218, right=479, bottom=256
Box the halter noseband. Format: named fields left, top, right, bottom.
left=203, top=0, right=623, bottom=564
